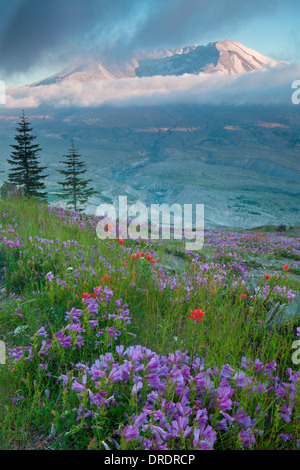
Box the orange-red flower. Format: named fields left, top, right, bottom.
left=100, top=274, right=111, bottom=284
left=264, top=274, right=270, bottom=280
left=105, top=223, right=113, bottom=233
left=117, top=238, right=125, bottom=245
left=283, top=264, right=290, bottom=271
left=125, top=251, right=156, bottom=265
left=241, top=293, right=248, bottom=299
left=189, top=309, right=205, bottom=322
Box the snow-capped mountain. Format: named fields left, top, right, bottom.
left=30, top=40, right=284, bottom=87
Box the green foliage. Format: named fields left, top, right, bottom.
left=57, top=140, right=97, bottom=212
left=7, top=111, right=48, bottom=199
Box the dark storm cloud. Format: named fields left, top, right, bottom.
left=0, top=0, right=150, bottom=72
left=0, top=0, right=292, bottom=74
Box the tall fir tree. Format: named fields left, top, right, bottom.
left=57, top=140, right=97, bottom=212
left=7, top=110, right=48, bottom=199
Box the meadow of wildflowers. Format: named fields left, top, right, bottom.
left=0, top=198, right=299, bottom=450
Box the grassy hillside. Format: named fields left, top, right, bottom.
left=0, top=198, right=300, bottom=450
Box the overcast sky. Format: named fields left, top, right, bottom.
left=1, top=0, right=300, bottom=87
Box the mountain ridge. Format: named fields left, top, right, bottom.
left=30, top=40, right=285, bottom=88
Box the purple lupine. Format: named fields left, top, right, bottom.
left=35, top=327, right=47, bottom=338
left=122, top=425, right=139, bottom=442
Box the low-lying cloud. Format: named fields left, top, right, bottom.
left=4, top=63, right=300, bottom=109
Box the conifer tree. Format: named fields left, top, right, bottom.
left=57, top=140, right=97, bottom=212
left=7, top=111, right=48, bottom=199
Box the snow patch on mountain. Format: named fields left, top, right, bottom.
left=136, top=40, right=284, bottom=77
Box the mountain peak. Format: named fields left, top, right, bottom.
left=211, top=39, right=283, bottom=73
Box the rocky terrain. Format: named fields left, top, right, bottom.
left=0, top=104, right=299, bottom=228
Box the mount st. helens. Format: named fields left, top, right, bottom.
left=30, top=40, right=284, bottom=87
